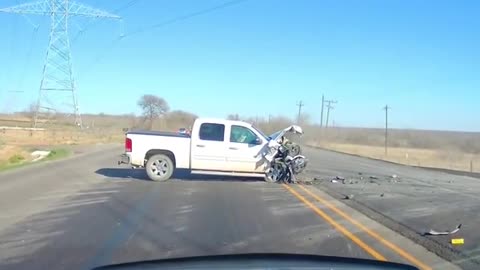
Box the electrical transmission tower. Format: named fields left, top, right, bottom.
left=0, top=1, right=121, bottom=128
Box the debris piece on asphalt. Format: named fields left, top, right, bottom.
left=391, top=174, right=398, bottom=179
left=331, top=179, right=339, bottom=183
left=31, top=150, right=51, bottom=162
left=369, top=176, right=378, bottom=180
left=358, top=172, right=363, bottom=175
left=360, top=176, right=364, bottom=180
left=451, top=238, right=465, bottom=245
left=380, top=193, right=385, bottom=197
left=342, top=179, right=352, bottom=184
left=425, top=224, right=462, bottom=236
left=333, top=176, right=345, bottom=180
left=343, top=194, right=354, bottom=200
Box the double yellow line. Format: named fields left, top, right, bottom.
left=282, top=184, right=431, bottom=270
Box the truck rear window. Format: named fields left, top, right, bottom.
left=199, top=123, right=225, bottom=141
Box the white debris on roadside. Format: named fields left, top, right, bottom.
left=31, top=150, right=51, bottom=162
left=425, top=224, right=462, bottom=236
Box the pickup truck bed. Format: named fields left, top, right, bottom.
left=127, top=130, right=191, bottom=138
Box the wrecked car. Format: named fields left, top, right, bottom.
left=119, top=118, right=307, bottom=182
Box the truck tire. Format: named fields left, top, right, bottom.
left=264, top=163, right=283, bottom=183
left=145, top=154, right=174, bottom=182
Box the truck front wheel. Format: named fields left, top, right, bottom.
left=146, top=154, right=174, bottom=182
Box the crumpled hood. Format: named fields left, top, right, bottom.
left=269, top=125, right=303, bottom=143
left=262, top=125, right=303, bottom=162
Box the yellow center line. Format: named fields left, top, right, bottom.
left=298, top=184, right=431, bottom=270
left=282, top=184, right=387, bottom=261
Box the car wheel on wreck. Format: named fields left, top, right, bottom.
left=264, top=163, right=285, bottom=183
left=288, top=143, right=301, bottom=156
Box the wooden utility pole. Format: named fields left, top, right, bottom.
left=384, top=105, right=390, bottom=156
left=320, top=94, right=325, bottom=127
left=296, top=101, right=304, bottom=124
left=324, top=100, right=337, bottom=128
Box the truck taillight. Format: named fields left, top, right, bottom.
left=125, top=138, right=132, bottom=152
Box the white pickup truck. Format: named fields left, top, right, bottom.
left=119, top=118, right=302, bottom=182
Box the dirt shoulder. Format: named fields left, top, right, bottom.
left=303, top=146, right=480, bottom=270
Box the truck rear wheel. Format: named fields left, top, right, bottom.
left=146, top=154, right=174, bottom=182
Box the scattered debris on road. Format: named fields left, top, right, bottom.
left=451, top=238, right=465, bottom=245
left=369, top=176, right=379, bottom=180
left=331, top=176, right=345, bottom=183
left=380, top=193, right=385, bottom=197
left=343, top=194, right=354, bottom=200
left=425, top=224, right=462, bottom=236
left=391, top=174, right=398, bottom=179
left=31, top=150, right=51, bottom=162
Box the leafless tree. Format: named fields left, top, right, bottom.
left=165, top=110, right=198, bottom=130
left=22, top=102, right=37, bottom=123
left=227, top=114, right=240, bottom=120
left=137, top=95, right=170, bottom=130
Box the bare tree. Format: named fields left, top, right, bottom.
left=137, top=95, right=170, bottom=130
left=227, top=114, right=240, bottom=121
left=22, top=102, right=37, bottom=123
left=165, top=110, right=198, bottom=130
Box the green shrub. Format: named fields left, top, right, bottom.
left=8, top=154, right=25, bottom=164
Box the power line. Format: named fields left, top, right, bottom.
left=15, top=25, right=40, bottom=93
left=71, top=0, right=135, bottom=43
left=82, top=0, right=249, bottom=75
left=125, top=0, right=249, bottom=37
left=114, top=0, right=141, bottom=13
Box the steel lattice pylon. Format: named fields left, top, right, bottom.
left=0, top=0, right=121, bottom=128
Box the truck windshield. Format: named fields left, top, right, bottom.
left=251, top=125, right=269, bottom=140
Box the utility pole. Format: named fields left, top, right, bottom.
left=0, top=0, right=122, bottom=128
left=320, top=94, right=324, bottom=127
left=324, top=100, right=337, bottom=128
left=383, top=105, right=390, bottom=156
left=296, top=101, right=304, bottom=124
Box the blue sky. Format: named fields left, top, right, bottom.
left=0, top=0, right=478, bottom=131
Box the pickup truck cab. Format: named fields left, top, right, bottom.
left=121, top=118, right=276, bottom=181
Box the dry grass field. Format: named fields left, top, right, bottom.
left=303, top=127, right=480, bottom=173
left=1, top=112, right=479, bottom=174
left=0, top=111, right=197, bottom=168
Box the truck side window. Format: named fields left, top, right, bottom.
left=230, top=125, right=258, bottom=144
left=199, top=123, right=225, bottom=141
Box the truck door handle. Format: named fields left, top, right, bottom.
left=196, top=144, right=205, bottom=148
left=229, top=147, right=238, bottom=150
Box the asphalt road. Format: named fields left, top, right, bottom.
left=0, top=145, right=461, bottom=270
left=303, top=146, right=480, bottom=270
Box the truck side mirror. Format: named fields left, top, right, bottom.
left=254, top=137, right=262, bottom=145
